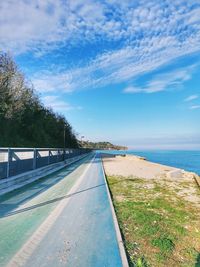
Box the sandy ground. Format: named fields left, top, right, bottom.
left=102, top=154, right=180, bottom=179
left=102, top=153, right=200, bottom=206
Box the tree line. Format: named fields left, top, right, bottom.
left=0, top=52, right=78, bottom=148
left=81, top=141, right=127, bottom=150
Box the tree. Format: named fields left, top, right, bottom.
left=0, top=52, right=78, bottom=148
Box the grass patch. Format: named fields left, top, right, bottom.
left=107, top=175, right=200, bottom=267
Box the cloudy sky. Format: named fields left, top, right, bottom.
left=0, top=0, right=200, bottom=149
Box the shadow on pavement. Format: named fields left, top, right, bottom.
left=1, top=182, right=105, bottom=218
left=0, top=154, right=93, bottom=217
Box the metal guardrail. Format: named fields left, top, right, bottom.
left=0, top=148, right=91, bottom=179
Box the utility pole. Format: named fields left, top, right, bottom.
left=63, top=124, right=66, bottom=160
left=63, top=123, right=66, bottom=149
left=81, top=136, right=84, bottom=147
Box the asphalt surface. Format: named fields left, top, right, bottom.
left=0, top=153, right=123, bottom=267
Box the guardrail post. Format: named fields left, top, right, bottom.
left=7, top=148, right=11, bottom=178
left=33, top=149, right=37, bottom=169
left=48, top=150, right=50, bottom=165
left=57, top=150, right=59, bottom=162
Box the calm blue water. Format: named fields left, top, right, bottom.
left=100, top=150, right=200, bottom=175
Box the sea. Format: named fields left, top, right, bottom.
left=100, top=150, right=200, bottom=175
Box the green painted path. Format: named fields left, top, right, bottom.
left=0, top=153, right=126, bottom=267
left=0, top=155, right=93, bottom=266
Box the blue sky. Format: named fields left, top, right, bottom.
left=0, top=0, right=200, bottom=149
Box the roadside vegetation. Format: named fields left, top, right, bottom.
left=81, top=141, right=127, bottom=150
left=0, top=52, right=78, bottom=148
left=107, top=175, right=200, bottom=267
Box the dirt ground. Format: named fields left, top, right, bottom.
left=102, top=153, right=200, bottom=207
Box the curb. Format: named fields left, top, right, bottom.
left=194, top=174, right=200, bottom=188
left=101, top=156, right=129, bottom=267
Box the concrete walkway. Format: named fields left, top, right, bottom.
left=0, top=153, right=126, bottom=267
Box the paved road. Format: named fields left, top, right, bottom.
left=0, top=153, right=124, bottom=267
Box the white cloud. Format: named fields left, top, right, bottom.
left=123, top=66, right=194, bottom=94
left=1, top=0, right=200, bottom=94
left=0, top=1, right=65, bottom=54
left=32, top=72, right=75, bottom=93
left=189, top=105, right=200, bottom=110
left=41, top=95, right=82, bottom=113
left=1, top=0, right=200, bottom=56
left=184, top=95, right=199, bottom=102
left=32, top=43, right=198, bottom=94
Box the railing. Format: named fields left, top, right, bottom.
left=0, top=148, right=91, bottom=179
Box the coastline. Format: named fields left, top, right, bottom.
left=101, top=149, right=200, bottom=175
left=102, top=152, right=199, bottom=180
left=102, top=153, right=200, bottom=206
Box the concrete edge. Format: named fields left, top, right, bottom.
left=194, top=173, right=200, bottom=188
left=100, top=156, right=129, bottom=267
left=0, top=153, right=91, bottom=196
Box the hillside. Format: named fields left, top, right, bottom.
left=80, top=141, right=127, bottom=150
